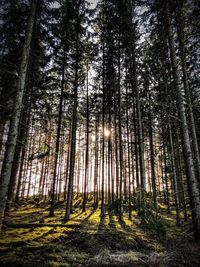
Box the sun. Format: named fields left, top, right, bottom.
left=104, top=128, right=110, bottom=137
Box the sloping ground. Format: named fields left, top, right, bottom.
left=0, top=203, right=200, bottom=267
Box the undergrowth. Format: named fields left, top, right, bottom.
left=0, top=201, right=199, bottom=267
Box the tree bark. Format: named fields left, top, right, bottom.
left=82, top=65, right=89, bottom=212
left=64, top=12, right=80, bottom=221
left=49, top=57, right=65, bottom=216
left=175, top=7, right=200, bottom=185
left=0, top=0, right=38, bottom=230
left=166, top=4, right=200, bottom=239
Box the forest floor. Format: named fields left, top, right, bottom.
left=0, top=200, right=200, bottom=267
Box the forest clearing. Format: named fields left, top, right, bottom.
left=0, top=0, right=200, bottom=266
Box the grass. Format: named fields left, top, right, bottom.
left=0, top=201, right=200, bottom=266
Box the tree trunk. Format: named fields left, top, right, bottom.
left=82, top=66, right=89, bottom=212
left=0, top=0, right=38, bottom=230
left=49, top=58, right=65, bottom=216
left=101, top=39, right=105, bottom=217
left=118, top=34, right=124, bottom=222
left=64, top=17, right=80, bottom=221
left=166, top=5, right=200, bottom=239
left=93, top=119, right=99, bottom=209
left=175, top=8, right=200, bottom=185
left=169, top=122, right=180, bottom=226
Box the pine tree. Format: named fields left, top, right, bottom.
left=0, top=0, right=38, bottom=230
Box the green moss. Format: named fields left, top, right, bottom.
left=48, top=262, right=70, bottom=267
left=0, top=203, right=199, bottom=267
left=159, top=204, right=168, bottom=210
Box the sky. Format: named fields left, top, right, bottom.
left=52, top=0, right=99, bottom=9
left=88, top=0, right=99, bottom=8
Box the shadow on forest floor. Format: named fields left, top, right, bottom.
left=0, top=204, right=200, bottom=267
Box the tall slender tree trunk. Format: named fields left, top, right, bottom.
left=162, top=132, right=170, bottom=213
left=83, top=66, right=89, bottom=212
left=107, top=113, right=112, bottom=207
left=126, top=0, right=146, bottom=201
left=101, top=40, right=105, bottom=217
left=0, top=0, right=38, bottom=230
left=64, top=20, right=80, bottom=221
left=125, top=76, right=132, bottom=220
left=15, top=122, right=31, bottom=202
left=166, top=4, right=200, bottom=239
left=49, top=58, right=65, bottom=216
left=147, top=93, right=157, bottom=208
left=175, top=8, right=200, bottom=185
left=169, top=122, right=180, bottom=225
left=0, top=121, right=6, bottom=155
left=114, top=93, right=119, bottom=200
left=93, top=119, right=99, bottom=209
left=64, top=127, right=71, bottom=201
left=5, top=94, right=31, bottom=214
left=118, top=34, right=124, bottom=221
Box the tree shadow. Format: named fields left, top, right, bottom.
left=66, top=211, right=83, bottom=221
left=10, top=210, right=44, bottom=224
left=108, top=212, right=117, bottom=230
left=97, top=215, right=107, bottom=231
left=80, top=209, right=96, bottom=227
left=118, top=219, right=133, bottom=232
left=32, top=228, right=56, bottom=242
